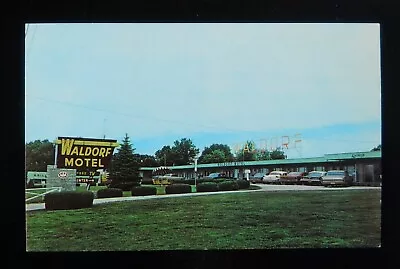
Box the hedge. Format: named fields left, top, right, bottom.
left=237, top=179, right=250, bottom=189
left=131, top=186, right=157, bottom=196
left=97, top=188, right=123, bottom=198
left=44, top=191, right=94, bottom=210
left=165, top=184, right=192, bottom=194
left=196, top=182, right=218, bottom=192
left=141, top=179, right=154, bottom=185
left=217, top=181, right=239, bottom=191
left=108, top=181, right=141, bottom=191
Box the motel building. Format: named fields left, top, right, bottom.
left=139, top=150, right=382, bottom=185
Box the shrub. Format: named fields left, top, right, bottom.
left=97, top=182, right=106, bottom=186
left=185, top=179, right=196, bottom=185
left=212, top=178, right=228, bottom=184
left=97, top=188, right=123, bottom=198
left=131, top=186, right=157, bottom=196
left=165, top=184, right=192, bottom=194
left=196, top=182, right=218, bottom=192
left=237, top=179, right=250, bottom=189
left=141, top=178, right=154, bottom=185
left=169, top=179, right=185, bottom=184
left=109, top=181, right=140, bottom=191
left=44, top=191, right=94, bottom=210
left=217, top=181, right=239, bottom=191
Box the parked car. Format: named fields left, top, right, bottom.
left=204, top=172, right=232, bottom=179
left=249, top=172, right=267, bottom=183
left=300, top=171, right=327, bottom=185
left=321, top=170, right=352, bottom=187
left=280, top=172, right=305, bottom=185
left=263, top=171, right=288, bottom=184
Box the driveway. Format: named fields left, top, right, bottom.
left=26, top=184, right=380, bottom=212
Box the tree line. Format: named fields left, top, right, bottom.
left=25, top=135, right=287, bottom=173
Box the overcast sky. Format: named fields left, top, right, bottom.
left=25, top=23, right=381, bottom=159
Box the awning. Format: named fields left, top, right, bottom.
left=152, top=166, right=172, bottom=176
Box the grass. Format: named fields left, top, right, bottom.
left=26, top=189, right=380, bottom=251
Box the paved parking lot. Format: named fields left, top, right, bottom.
left=254, top=184, right=381, bottom=192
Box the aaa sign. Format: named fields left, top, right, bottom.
left=55, top=137, right=119, bottom=171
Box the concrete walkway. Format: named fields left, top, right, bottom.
left=26, top=184, right=380, bottom=212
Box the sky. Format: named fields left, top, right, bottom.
left=25, top=23, right=381, bottom=159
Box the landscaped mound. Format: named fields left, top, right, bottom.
left=131, top=186, right=157, bottom=196
left=165, top=184, right=192, bottom=194
left=237, top=179, right=250, bottom=189
left=44, top=191, right=94, bottom=210
left=196, top=182, right=219, bottom=192
left=217, top=180, right=239, bottom=191
left=97, top=188, right=123, bottom=198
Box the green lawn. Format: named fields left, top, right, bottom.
left=26, top=189, right=380, bottom=251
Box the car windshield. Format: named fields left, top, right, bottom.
left=288, top=172, right=301, bottom=176
left=309, top=172, right=323, bottom=177
left=270, top=172, right=281, bottom=175
left=208, top=173, right=219, bottom=177
left=327, top=171, right=345, bottom=176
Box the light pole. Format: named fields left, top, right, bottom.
left=194, top=153, right=200, bottom=186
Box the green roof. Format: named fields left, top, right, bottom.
left=139, top=150, right=381, bottom=171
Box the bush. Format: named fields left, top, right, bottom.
left=212, top=178, right=228, bottom=184
left=141, top=178, right=154, bottom=185
left=131, top=186, right=157, bottom=196
left=196, top=182, right=218, bottom=192
left=237, top=179, right=250, bottom=189
left=109, top=181, right=141, bottom=191
left=97, top=188, right=123, bottom=198
left=169, top=179, right=185, bottom=184
left=97, top=182, right=106, bottom=186
left=44, top=191, right=94, bottom=210
left=217, top=181, right=239, bottom=191
left=165, top=184, right=192, bottom=194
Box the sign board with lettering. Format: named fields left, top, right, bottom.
left=55, top=137, right=119, bottom=173
left=47, top=167, right=77, bottom=191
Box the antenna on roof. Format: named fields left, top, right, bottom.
left=103, top=118, right=106, bottom=139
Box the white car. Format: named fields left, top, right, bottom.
left=263, top=171, right=288, bottom=184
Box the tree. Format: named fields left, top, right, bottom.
left=255, top=150, right=271, bottom=161
left=235, top=140, right=257, bottom=161
left=171, top=138, right=200, bottom=166
left=25, top=139, right=55, bottom=173
left=155, top=146, right=174, bottom=166
left=198, top=144, right=235, bottom=164
left=371, top=144, right=381, bottom=151
left=133, top=154, right=159, bottom=167
left=110, top=134, right=140, bottom=183
left=270, top=147, right=286, bottom=160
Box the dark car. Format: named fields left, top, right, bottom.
left=280, top=172, right=305, bottom=184
left=249, top=172, right=267, bottom=183
left=322, top=170, right=352, bottom=187
left=300, top=171, right=327, bottom=185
